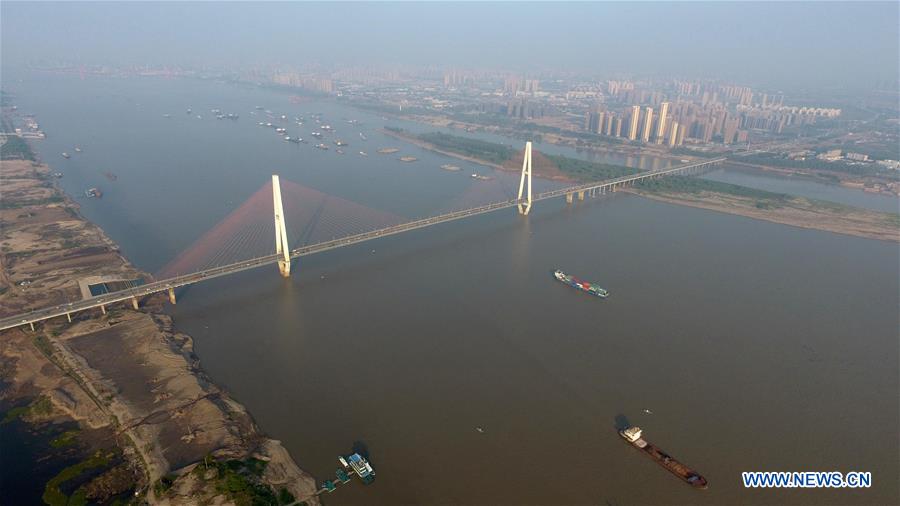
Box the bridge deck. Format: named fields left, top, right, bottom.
left=0, top=158, right=723, bottom=331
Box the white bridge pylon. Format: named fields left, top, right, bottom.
left=272, top=174, right=291, bottom=277
left=517, top=141, right=533, bottom=215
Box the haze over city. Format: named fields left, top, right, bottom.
left=1, top=2, right=898, bottom=506
left=2, top=2, right=898, bottom=89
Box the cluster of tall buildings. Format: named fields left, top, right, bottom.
left=504, top=77, right=540, bottom=95
left=506, top=99, right=546, bottom=119
left=586, top=102, right=685, bottom=147
left=271, top=72, right=334, bottom=93
left=585, top=79, right=843, bottom=147
left=443, top=71, right=476, bottom=87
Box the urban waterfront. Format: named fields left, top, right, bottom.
left=8, top=72, right=899, bottom=505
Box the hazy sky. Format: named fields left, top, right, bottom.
left=2, top=2, right=898, bottom=90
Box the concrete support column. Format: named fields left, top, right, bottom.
left=168, top=287, right=176, bottom=305
left=273, top=175, right=292, bottom=278
left=66, top=313, right=72, bottom=323
left=565, top=193, right=573, bottom=204
left=578, top=191, right=585, bottom=201
left=517, top=141, right=533, bottom=215
left=131, top=297, right=139, bottom=310
left=29, top=322, right=35, bottom=332
left=100, top=305, right=106, bottom=315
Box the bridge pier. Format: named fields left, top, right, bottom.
left=578, top=191, right=585, bottom=201
left=168, top=287, right=176, bottom=305
left=131, top=297, right=139, bottom=310
left=66, top=312, right=72, bottom=323
left=29, top=322, right=35, bottom=332
left=565, top=193, right=573, bottom=204
left=273, top=175, right=292, bottom=278
left=100, top=305, right=106, bottom=315
left=517, top=141, right=533, bottom=215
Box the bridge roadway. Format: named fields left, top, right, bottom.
left=0, top=157, right=724, bottom=332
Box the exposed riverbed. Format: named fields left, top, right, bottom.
left=6, top=72, right=898, bottom=505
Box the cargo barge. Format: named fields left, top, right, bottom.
left=553, top=269, right=608, bottom=298
left=620, top=426, right=708, bottom=489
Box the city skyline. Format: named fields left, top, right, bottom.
left=2, top=2, right=898, bottom=91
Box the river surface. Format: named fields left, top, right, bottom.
left=5, top=72, right=898, bottom=505
left=703, top=165, right=899, bottom=214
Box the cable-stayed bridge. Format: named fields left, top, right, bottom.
left=0, top=145, right=723, bottom=332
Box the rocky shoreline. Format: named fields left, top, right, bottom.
left=0, top=158, right=319, bottom=504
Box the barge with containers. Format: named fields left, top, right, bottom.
left=619, top=426, right=708, bottom=489
left=553, top=269, right=608, bottom=298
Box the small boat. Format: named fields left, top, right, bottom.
left=61, top=152, right=70, bottom=159
left=84, top=187, right=102, bottom=198
left=359, top=132, right=367, bottom=141
left=74, top=147, right=82, bottom=153
left=359, top=151, right=368, bottom=156
left=315, top=143, right=329, bottom=150
left=471, top=173, right=492, bottom=181
left=336, top=149, right=345, bottom=154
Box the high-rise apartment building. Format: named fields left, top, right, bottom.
left=655, top=102, right=669, bottom=144
left=641, top=107, right=653, bottom=143
left=668, top=121, right=679, bottom=147
left=628, top=105, right=641, bottom=140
